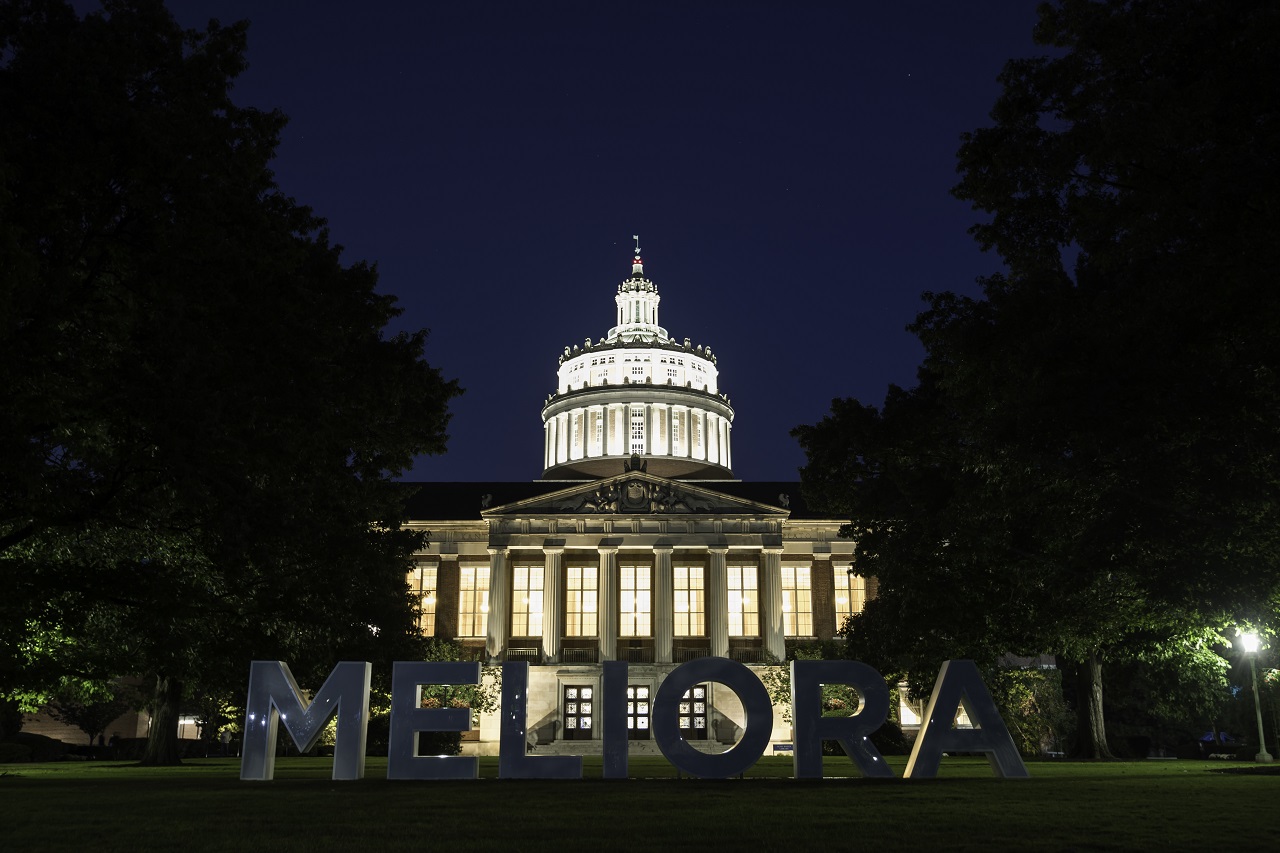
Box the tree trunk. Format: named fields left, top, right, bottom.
left=139, top=674, right=183, bottom=766
left=1071, top=651, right=1114, bottom=760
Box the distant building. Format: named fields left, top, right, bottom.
left=405, top=241, right=878, bottom=755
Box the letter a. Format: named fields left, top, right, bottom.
left=904, top=660, right=1028, bottom=779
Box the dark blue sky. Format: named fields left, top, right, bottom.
left=156, top=1, right=1045, bottom=482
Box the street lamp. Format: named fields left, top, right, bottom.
left=1238, top=632, right=1274, bottom=764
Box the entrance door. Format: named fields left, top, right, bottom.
left=678, top=683, right=708, bottom=740
left=563, top=685, right=594, bottom=740
left=627, top=685, right=651, bottom=740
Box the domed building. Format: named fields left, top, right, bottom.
left=542, top=240, right=734, bottom=480
left=402, top=241, right=883, bottom=756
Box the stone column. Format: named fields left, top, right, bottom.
left=541, top=545, right=564, bottom=662
left=760, top=547, right=785, bottom=661
left=556, top=412, right=569, bottom=465
left=670, top=402, right=680, bottom=455
left=653, top=546, right=674, bottom=664
left=598, top=546, right=618, bottom=661
left=707, top=547, right=729, bottom=658
left=485, top=548, right=509, bottom=661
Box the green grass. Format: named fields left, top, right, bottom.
left=1, top=756, right=1275, bottom=851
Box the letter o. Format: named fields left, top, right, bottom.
left=652, top=657, right=773, bottom=778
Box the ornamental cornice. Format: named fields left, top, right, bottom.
left=542, top=384, right=733, bottom=420
left=558, top=335, right=719, bottom=366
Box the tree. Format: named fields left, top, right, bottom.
left=47, top=680, right=135, bottom=747
left=796, top=0, right=1280, bottom=758
left=0, top=1, right=461, bottom=763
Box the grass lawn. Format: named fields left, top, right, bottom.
left=1, top=755, right=1275, bottom=851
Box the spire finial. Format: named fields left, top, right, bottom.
left=631, top=234, right=643, bottom=275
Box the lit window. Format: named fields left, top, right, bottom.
left=834, top=568, right=867, bottom=634
left=678, top=684, right=708, bottom=740
left=563, top=685, right=593, bottom=740
left=727, top=565, right=758, bottom=637
left=409, top=563, right=437, bottom=636
left=511, top=565, right=544, bottom=637
left=630, top=408, right=646, bottom=454
left=627, top=685, right=651, bottom=740
left=566, top=566, right=598, bottom=637
left=619, top=564, right=651, bottom=637
left=458, top=566, right=490, bottom=638
left=781, top=565, right=813, bottom=637
left=673, top=566, right=704, bottom=636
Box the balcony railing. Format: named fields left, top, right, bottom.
left=561, top=647, right=598, bottom=664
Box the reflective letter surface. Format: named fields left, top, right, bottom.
left=904, top=659, right=1030, bottom=779
left=601, top=661, right=629, bottom=779
left=387, top=661, right=480, bottom=780
left=241, top=660, right=371, bottom=781
left=652, top=657, right=772, bottom=778
left=499, top=662, right=583, bottom=779
left=791, top=660, right=893, bottom=778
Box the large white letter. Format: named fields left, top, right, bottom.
left=903, top=660, right=1029, bottom=779
left=652, top=657, right=772, bottom=778
left=240, top=660, right=371, bottom=781
left=601, top=661, right=629, bottom=779
left=791, top=660, right=893, bottom=779
left=387, top=661, right=480, bottom=780
left=498, top=662, right=583, bottom=779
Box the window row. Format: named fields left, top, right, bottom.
left=412, top=563, right=868, bottom=640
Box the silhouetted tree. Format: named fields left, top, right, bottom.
left=0, top=1, right=461, bottom=763
left=796, top=0, right=1280, bottom=758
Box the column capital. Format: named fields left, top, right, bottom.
left=486, top=547, right=509, bottom=558
left=543, top=547, right=565, bottom=556
left=762, top=546, right=785, bottom=556
left=651, top=545, right=674, bottom=555
left=707, top=546, right=729, bottom=556
left=597, top=546, right=620, bottom=556
left=438, top=553, right=460, bottom=562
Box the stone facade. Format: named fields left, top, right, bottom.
left=404, top=241, right=873, bottom=755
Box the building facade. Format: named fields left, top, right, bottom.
left=405, top=242, right=876, bottom=755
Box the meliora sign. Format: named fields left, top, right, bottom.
left=240, top=657, right=1028, bottom=781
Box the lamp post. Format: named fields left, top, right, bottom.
left=1239, top=632, right=1274, bottom=764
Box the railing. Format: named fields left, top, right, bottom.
left=730, top=647, right=768, bottom=664
left=506, top=647, right=540, bottom=663
left=674, top=646, right=710, bottom=663
left=624, top=647, right=654, bottom=663
left=561, top=647, right=598, bottom=664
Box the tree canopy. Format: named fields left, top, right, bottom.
left=795, top=0, right=1279, bottom=757
left=0, top=0, right=460, bottom=760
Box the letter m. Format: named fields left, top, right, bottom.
left=240, top=661, right=372, bottom=781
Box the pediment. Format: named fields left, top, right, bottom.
left=482, top=472, right=789, bottom=518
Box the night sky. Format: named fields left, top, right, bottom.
left=152, top=1, right=1046, bottom=482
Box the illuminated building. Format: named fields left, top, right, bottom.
left=406, top=241, right=876, bottom=754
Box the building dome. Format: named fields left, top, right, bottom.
left=542, top=239, right=734, bottom=480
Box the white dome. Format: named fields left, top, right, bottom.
left=542, top=242, right=734, bottom=480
